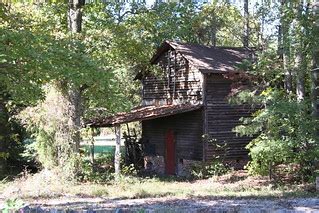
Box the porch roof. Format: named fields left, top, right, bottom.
left=87, top=103, right=202, bottom=128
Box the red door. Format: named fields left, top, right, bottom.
left=165, top=129, right=175, bottom=175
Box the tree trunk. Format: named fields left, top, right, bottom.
left=243, top=0, right=249, bottom=47
left=0, top=100, right=7, bottom=176
left=281, top=0, right=293, bottom=93
left=295, top=2, right=306, bottom=101
left=68, top=0, right=84, bottom=33
left=284, top=58, right=293, bottom=93
left=277, top=24, right=282, bottom=56
left=67, top=87, right=82, bottom=153
left=311, top=2, right=319, bottom=118
left=296, top=51, right=305, bottom=101
left=210, top=14, right=218, bottom=47
left=311, top=51, right=319, bottom=118
left=211, top=27, right=217, bottom=47
left=66, top=0, right=85, bottom=153
left=259, top=0, right=266, bottom=50
left=47, top=84, right=82, bottom=174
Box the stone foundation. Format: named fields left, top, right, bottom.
left=144, top=156, right=201, bottom=177
left=144, top=155, right=165, bottom=175
left=144, top=155, right=248, bottom=176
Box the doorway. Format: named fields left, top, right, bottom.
left=165, top=129, right=175, bottom=175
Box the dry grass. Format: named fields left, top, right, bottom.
left=0, top=170, right=317, bottom=201
left=0, top=181, right=6, bottom=194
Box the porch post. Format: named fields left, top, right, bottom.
left=114, top=124, right=121, bottom=178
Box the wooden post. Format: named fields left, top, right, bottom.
left=90, top=133, right=95, bottom=172
left=202, top=74, right=207, bottom=163
left=115, top=124, right=121, bottom=178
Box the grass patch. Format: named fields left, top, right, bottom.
left=0, top=170, right=318, bottom=201
left=91, top=187, right=109, bottom=197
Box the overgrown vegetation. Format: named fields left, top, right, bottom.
left=233, top=0, right=319, bottom=182
left=191, top=135, right=230, bottom=179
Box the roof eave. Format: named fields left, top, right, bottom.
left=199, top=68, right=249, bottom=74
left=86, top=104, right=203, bottom=128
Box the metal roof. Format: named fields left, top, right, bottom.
left=151, top=40, right=254, bottom=73
left=87, top=104, right=202, bottom=127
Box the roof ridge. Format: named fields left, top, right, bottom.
left=166, top=40, right=253, bottom=50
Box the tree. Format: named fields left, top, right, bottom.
left=193, top=2, right=245, bottom=46
left=233, top=0, right=319, bottom=181
left=1, top=3, right=118, bottom=178
left=44, top=0, right=87, bottom=176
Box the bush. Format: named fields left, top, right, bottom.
left=79, top=152, right=115, bottom=183
left=246, top=138, right=292, bottom=176
left=79, top=152, right=138, bottom=183
left=0, top=99, right=37, bottom=179
left=235, top=89, right=319, bottom=181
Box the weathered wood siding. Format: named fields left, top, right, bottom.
left=142, top=109, right=203, bottom=161
left=204, top=74, right=252, bottom=161
left=142, top=49, right=202, bottom=106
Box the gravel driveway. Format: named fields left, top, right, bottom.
left=2, top=197, right=318, bottom=213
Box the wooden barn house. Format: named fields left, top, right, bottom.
left=88, top=41, right=254, bottom=176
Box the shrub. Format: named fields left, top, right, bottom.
left=79, top=152, right=115, bottom=183
left=79, top=152, right=139, bottom=183
left=235, top=89, right=319, bottom=181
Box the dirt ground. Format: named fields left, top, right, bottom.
left=1, top=196, right=319, bottom=212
